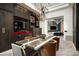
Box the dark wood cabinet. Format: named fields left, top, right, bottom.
left=13, top=16, right=30, bottom=32
left=0, top=3, right=41, bottom=52
left=14, top=4, right=30, bottom=20
left=0, top=9, right=13, bottom=52
left=0, top=3, right=14, bottom=12
left=73, top=3, right=79, bottom=51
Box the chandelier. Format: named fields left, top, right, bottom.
left=39, top=3, right=48, bottom=20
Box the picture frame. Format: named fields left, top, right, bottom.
left=30, top=16, right=35, bottom=23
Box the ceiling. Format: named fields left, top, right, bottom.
left=32, top=3, right=65, bottom=10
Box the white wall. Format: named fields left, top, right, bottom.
left=40, top=6, right=73, bottom=39
left=40, top=20, right=48, bottom=35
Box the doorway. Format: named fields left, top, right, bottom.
left=47, top=16, right=64, bottom=35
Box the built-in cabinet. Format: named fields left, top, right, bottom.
left=0, top=9, right=13, bottom=52
left=14, top=4, right=30, bottom=20
left=0, top=3, right=14, bottom=12
left=13, top=16, right=30, bottom=32
left=0, top=3, right=41, bottom=52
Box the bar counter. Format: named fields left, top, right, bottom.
left=12, top=36, right=59, bottom=56
left=15, top=36, right=57, bottom=50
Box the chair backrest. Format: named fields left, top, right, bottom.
left=11, top=43, right=25, bottom=56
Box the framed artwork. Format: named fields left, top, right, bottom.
left=30, top=16, right=35, bottom=23
left=36, top=21, right=39, bottom=26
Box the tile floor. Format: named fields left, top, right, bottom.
left=0, top=49, right=13, bottom=56
left=56, top=39, right=79, bottom=56
left=0, top=37, right=79, bottom=56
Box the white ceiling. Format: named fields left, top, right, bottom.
left=41, top=3, right=60, bottom=7
left=32, top=3, right=65, bottom=9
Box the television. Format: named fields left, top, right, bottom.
left=50, top=26, right=56, bottom=30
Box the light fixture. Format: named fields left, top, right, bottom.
left=39, top=3, right=48, bottom=20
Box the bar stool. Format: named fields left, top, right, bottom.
left=53, top=37, right=60, bottom=50
left=40, top=40, right=57, bottom=56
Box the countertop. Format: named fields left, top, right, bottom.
left=15, top=36, right=58, bottom=50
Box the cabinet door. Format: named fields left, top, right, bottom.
left=0, top=9, right=13, bottom=52
left=4, top=10, right=14, bottom=42
left=0, top=9, right=6, bottom=52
